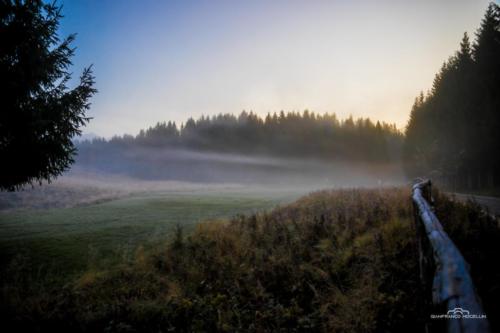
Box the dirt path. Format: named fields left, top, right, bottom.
left=449, top=193, right=500, bottom=216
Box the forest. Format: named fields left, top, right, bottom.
left=76, top=4, right=500, bottom=192
left=2, top=2, right=500, bottom=332
left=79, top=111, right=402, bottom=163
left=74, top=112, right=405, bottom=185
left=404, top=3, right=500, bottom=190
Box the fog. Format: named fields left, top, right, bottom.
left=74, top=145, right=406, bottom=189
left=0, top=145, right=407, bottom=211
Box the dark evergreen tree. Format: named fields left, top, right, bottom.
left=404, top=3, right=500, bottom=190
left=473, top=2, right=500, bottom=188
left=0, top=0, right=96, bottom=190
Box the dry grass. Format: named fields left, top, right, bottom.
left=2, top=186, right=497, bottom=332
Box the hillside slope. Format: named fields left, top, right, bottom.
left=2, top=187, right=499, bottom=332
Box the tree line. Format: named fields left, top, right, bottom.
left=404, top=3, right=500, bottom=190
left=3, top=1, right=497, bottom=191
left=81, top=111, right=403, bottom=163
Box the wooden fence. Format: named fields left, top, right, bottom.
left=412, top=180, right=490, bottom=333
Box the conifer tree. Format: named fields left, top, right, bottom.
left=403, top=3, right=500, bottom=189
left=0, top=0, right=96, bottom=190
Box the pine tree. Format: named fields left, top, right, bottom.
left=473, top=2, right=500, bottom=187
left=0, top=1, right=96, bottom=190
left=404, top=3, right=500, bottom=189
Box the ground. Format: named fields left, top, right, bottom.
left=0, top=181, right=301, bottom=280
left=1, top=180, right=498, bottom=332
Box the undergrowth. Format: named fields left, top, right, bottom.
left=1, top=187, right=498, bottom=332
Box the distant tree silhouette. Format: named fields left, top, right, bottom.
left=79, top=111, right=403, bottom=164
left=0, top=1, right=96, bottom=190
left=404, top=3, right=500, bottom=189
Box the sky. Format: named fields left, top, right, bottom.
left=59, top=0, right=493, bottom=138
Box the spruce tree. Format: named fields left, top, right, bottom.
left=473, top=3, right=500, bottom=187
left=0, top=0, right=96, bottom=190
left=404, top=3, right=500, bottom=189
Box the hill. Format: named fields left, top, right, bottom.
left=73, top=112, right=404, bottom=186
left=2, top=186, right=499, bottom=332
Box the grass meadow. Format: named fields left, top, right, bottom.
left=0, top=188, right=297, bottom=281
left=0, top=185, right=499, bottom=332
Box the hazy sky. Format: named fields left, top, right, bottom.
left=60, top=0, right=492, bottom=137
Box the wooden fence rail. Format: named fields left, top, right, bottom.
left=412, top=180, right=490, bottom=333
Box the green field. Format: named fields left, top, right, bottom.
left=2, top=185, right=500, bottom=331
left=0, top=189, right=298, bottom=280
